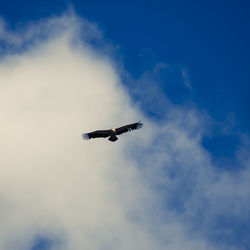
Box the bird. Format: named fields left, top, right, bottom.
left=82, top=121, right=143, bottom=142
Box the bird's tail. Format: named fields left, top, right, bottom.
left=108, top=135, right=118, bottom=142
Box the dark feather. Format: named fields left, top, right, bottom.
left=115, top=121, right=143, bottom=135
left=82, top=130, right=111, bottom=140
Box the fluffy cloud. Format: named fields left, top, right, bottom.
left=0, top=11, right=249, bottom=250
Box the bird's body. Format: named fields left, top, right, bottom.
left=108, top=128, right=118, bottom=142
left=82, top=121, right=143, bottom=142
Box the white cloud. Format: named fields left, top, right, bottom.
left=0, top=11, right=250, bottom=250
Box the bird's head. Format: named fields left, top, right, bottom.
left=111, top=128, right=116, bottom=132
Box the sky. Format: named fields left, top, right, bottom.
left=0, top=1, right=250, bottom=250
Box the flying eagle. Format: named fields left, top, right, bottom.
left=82, top=121, right=143, bottom=142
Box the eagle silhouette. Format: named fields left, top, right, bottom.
left=82, top=121, right=143, bottom=142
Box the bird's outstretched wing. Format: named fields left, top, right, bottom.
left=115, top=121, right=143, bottom=135
left=82, top=130, right=111, bottom=140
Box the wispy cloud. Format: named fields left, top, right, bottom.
left=0, top=11, right=249, bottom=250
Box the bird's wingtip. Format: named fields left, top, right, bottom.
left=82, top=133, right=90, bottom=140
left=136, top=121, right=143, bottom=129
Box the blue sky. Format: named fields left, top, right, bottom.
left=1, top=1, right=250, bottom=250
